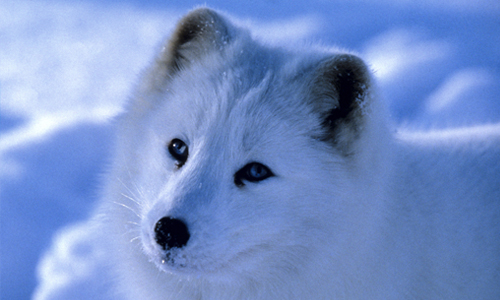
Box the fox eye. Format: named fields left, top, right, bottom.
left=234, top=162, right=274, bottom=187
left=168, top=139, right=188, bottom=167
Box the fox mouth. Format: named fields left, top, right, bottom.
left=158, top=249, right=188, bottom=269
left=141, top=214, right=281, bottom=276
left=142, top=233, right=191, bottom=272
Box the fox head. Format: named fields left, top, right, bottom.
left=106, top=7, right=389, bottom=298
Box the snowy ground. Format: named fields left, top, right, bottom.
left=1, top=0, right=499, bottom=298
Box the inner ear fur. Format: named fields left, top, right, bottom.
left=311, top=54, right=371, bottom=146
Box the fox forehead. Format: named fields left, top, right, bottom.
left=155, top=55, right=325, bottom=150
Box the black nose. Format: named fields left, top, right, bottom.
left=154, top=217, right=190, bottom=250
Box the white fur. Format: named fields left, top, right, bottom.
left=95, top=8, right=500, bottom=300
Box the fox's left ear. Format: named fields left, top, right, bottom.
left=310, top=54, right=372, bottom=148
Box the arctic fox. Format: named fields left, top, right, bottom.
left=96, top=8, right=499, bottom=300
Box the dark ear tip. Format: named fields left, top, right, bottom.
left=329, top=54, right=370, bottom=83
left=316, top=53, right=370, bottom=111
left=178, top=7, right=221, bottom=32
left=186, top=7, right=219, bottom=19
left=162, top=7, right=231, bottom=74
left=172, top=8, right=223, bottom=46
left=311, top=53, right=372, bottom=148
left=335, top=53, right=366, bottom=66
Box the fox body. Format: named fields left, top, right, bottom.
left=96, top=8, right=500, bottom=300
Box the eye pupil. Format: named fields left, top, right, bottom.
left=234, top=162, right=273, bottom=186
left=249, top=164, right=266, bottom=179
left=168, top=139, right=188, bottom=167
left=172, top=141, right=186, bottom=155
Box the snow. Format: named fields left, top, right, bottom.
left=0, top=0, right=499, bottom=299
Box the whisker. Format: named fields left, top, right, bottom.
left=125, top=166, right=147, bottom=200
left=131, top=180, right=146, bottom=200
left=117, top=177, right=142, bottom=205
left=120, top=192, right=141, bottom=205
left=112, top=201, right=141, bottom=218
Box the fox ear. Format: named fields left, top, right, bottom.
left=130, top=8, right=232, bottom=117
left=162, top=8, right=231, bottom=75
left=311, top=54, right=372, bottom=148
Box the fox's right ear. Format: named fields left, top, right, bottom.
left=160, top=8, right=232, bottom=76
left=128, top=8, right=232, bottom=119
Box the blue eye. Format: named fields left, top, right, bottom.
left=168, top=139, right=188, bottom=167
left=234, top=162, right=274, bottom=187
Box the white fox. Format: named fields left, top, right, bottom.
left=37, top=7, right=500, bottom=300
